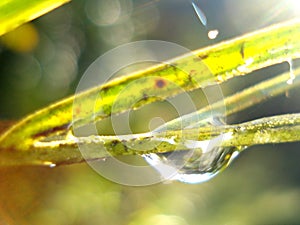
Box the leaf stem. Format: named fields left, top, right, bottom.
left=32, top=113, right=300, bottom=161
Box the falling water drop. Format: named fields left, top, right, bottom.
left=207, top=29, right=219, bottom=39
left=191, top=1, right=220, bottom=40
left=191, top=0, right=207, bottom=27
left=287, top=58, right=295, bottom=85
left=143, top=116, right=245, bottom=184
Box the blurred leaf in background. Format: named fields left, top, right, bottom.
left=0, top=0, right=300, bottom=225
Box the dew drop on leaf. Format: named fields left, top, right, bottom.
left=143, top=116, right=245, bottom=183
left=43, top=161, right=56, bottom=168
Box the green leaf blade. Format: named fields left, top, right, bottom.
left=1, top=19, right=300, bottom=166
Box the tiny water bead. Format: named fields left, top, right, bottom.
left=287, top=58, right=295, bottom=85
left=43, top=161, right=56, bottom=168
left=143, top=116, right=245, bottom=184
left=207, top=29, right=219, bottom=40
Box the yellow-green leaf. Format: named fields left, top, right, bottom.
left=0, top=0, right=70, bottom=36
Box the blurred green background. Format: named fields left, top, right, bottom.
left=1, top=0, right=300, bottom=224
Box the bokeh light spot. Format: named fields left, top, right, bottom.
left=85, top=0, right=122, bottom=26
left=0, top=23, right=39, bottom=53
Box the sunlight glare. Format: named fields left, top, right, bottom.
left=286, top=0, right=300, bottom=15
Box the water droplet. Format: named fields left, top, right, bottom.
left=237, top=58, right=254, bottom=74
left=100, top=157, right=107, bottom=162
left=287, top=58, right=295, bottom=85
left=191, top=1, right=207, bottom=27
left=207, top=29, right=219, bottom=39
left=44, top=161, right=56, bottom=168
left=143, top=116, right=245, bottom=183
left=190, top=1, right=221, bottom=41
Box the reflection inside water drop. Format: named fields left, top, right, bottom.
left=143, top=116, right=244, bottom=184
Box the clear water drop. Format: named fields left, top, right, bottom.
left=191, top=1, right=221, bottom=41
left=143, top=116, right=245, bottom=184
left=191, top=0, right=207, bottom=27
left=287, top=58, right=295, bottom=85
left=207, top=29, right=219, bottom=39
